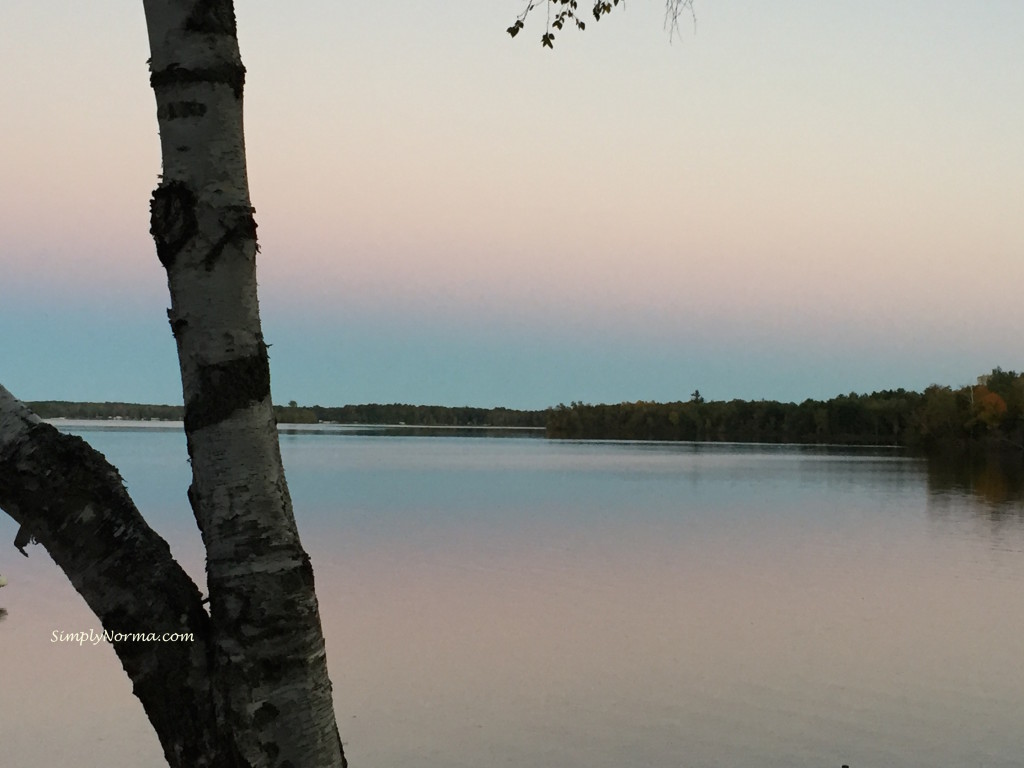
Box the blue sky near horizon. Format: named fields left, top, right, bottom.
left=2, top=1, right=1022, bottom=409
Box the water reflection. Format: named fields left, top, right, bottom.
left=925, top=453, right=1024, bottom=539
left=926, top=453, right=1024, bottom=508
left=0, top=607, right=7, bottom=622
left=5, top=430, right=1024, bottom=768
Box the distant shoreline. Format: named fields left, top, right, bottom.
left=26, top=369, right=1024, bottom=454
left=46, top=417, right=545, bottom=437
left=30, top=401, right=546, bottom=429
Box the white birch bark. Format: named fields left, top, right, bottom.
left=143, top=1, right=346, bottom=766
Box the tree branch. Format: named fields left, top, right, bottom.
left=509, top=0, right=695, bottom=46
left=0, top=383, right=229, bottom=767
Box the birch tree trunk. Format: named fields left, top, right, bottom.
left=2, top=1, right=346, bottom=766
left=143, top=0, right=346, bottom=765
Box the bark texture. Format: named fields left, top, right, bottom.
left=0, top=386, right=225, bottom=767
left=144, top=1, right=346, bottom=766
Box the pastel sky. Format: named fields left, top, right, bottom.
left=2, top=1, right=1022, bottom=409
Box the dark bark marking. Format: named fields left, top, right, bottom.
left=185, top=0, right=238, bottom=35
left=159, top=100, right=208, bottom=120
left=203, top=206, right=258, bottom=271
left=258, top=655, right=286, bottom=686
left=169, top=315, right=189, bottom=341
left=151, top=63, right=246, bottom=100
left=253, top=702, right=280, bottom=729
left=151, top=182, right=198, bottom=269
left=263, top=742, right=280, bottom=761
left=184, top=350, right=271, bottom=433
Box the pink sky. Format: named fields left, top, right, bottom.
left=2, top=1, right=1022, bottom=407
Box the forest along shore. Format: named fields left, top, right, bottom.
left=29, top=367, right=1024, bottom=453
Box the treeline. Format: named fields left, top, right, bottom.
left=545, top=368, right=1024, bottom=453
left=29, top=401, right=183, bottom=421
left=29, top=368, right=1024, bottom=451
left=30, top=399, right=546, bottom=429
left=281, top=403, right=546, bottom=428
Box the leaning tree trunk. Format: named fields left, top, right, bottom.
left=143, top=1, right=346, bottom=766
left=0, top=386, right=224, bottom=766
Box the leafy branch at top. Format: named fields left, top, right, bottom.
left=508, top=0, right=695, bottom=48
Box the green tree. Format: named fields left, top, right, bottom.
left=914, top=385, right=964, bottom=446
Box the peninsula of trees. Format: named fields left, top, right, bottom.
left=546, top=368, right=1024, bottom=453
left=30, top=368, right=1024, bottom=453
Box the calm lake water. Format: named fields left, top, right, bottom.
left=2, top=423, right=1024, bottom=767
